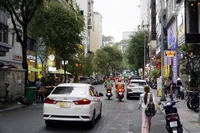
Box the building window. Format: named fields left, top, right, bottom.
left=0, top=23, right=8, bottom=43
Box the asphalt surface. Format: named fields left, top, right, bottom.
left=0, top=84, right=168, bottom=133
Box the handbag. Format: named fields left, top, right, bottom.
left=145, top=93, right=156, bottom=117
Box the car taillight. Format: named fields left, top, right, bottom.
left=74, top=98, right=91, bottom=105
left=44, top=98, right=57, bottom=104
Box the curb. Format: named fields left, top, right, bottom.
left=0, top=104, right=27, bottom=113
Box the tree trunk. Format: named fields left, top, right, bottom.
left=22, top=27, right=28, bottom=96
left=63, top=59, right=67, bottom=83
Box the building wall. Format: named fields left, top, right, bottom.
left=0, top=18, right=22, bottom=68
left=140, top=0, right=148, bottom=28
left=76, top=0, right=94, bottom=55
left=90, top=12, right=102, bottom=53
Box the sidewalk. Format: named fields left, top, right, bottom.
left=0, top=103, right=27, bottom=113
left=151, top=89, right=200, bottom=133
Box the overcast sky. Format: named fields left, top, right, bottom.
left=93, top=0, right=141, bottom=42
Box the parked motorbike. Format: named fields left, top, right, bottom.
left=116, top=88, right=124, bottom=102
left=106, top=89, right=113, bottom=100
left=185, top=90, right=199, bottom=112
left=159, top=100, right=183, bottom=133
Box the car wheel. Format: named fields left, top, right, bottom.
left=45, top=120, right=54, bottom=127
left=98, top=106, right=102, bottom=119
left=89, top=111, right=96, bottom=128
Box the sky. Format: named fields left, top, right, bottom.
left=93, top=0, right=141, bottom=42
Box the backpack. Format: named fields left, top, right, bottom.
left=145, top=93, right=156, bottom=117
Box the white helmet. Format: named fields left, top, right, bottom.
left=177, top=78, right=181, bottom=81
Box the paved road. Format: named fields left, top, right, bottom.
left=0, top=84, right=168, bottom=133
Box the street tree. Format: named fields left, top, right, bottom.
left=126, top=30, right=148, bottom=71
left=102, top=35, right=114, bottom=46
left=29, top=0, right=84, bottom=82
left=95, top=46, right=123, bottom=76
left=0, top=0, right=46, bottom=89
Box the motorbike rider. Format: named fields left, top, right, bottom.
left=115, top=79, right=125, bottom=98
left=104, top=78, right=113, bottom=92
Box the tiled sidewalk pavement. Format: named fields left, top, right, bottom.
left=151, top=88, right=200, bottom=133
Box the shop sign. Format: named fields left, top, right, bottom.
left=177, top=3, right=185, bottom=46
left=164, top=50, right=176, bottom=57
left=168, top=23, right=176, bottom=49
left=49, top=54, right=55, bottom=61
left=13, top=54, right=22, bottom=61
left=27, top=55, right=36, bottom=62
left=173, top=55, right=178, bottom=83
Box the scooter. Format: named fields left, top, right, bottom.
left=106, top=89, right=113, bottom=100
left=159, top=100, right=183, bottom=133
left=116, top=88, right=124, bottom=102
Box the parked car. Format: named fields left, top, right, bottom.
left=43, top=83, right=104, bottom=128
left=126, top=79, right=147, bottom=99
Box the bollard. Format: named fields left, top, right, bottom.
left=157, top=89, right=162, bottom=97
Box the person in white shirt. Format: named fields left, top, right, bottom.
left=138, top=86, right=156, bottom=133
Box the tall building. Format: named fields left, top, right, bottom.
left=90, top=12, right=103, bottom=53
left=147, top=0, right=157, bottom=69
left=140, top=0, right=149, bottom=29
left=76, top=0, right=94, bottom=55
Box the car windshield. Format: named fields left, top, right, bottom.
left=131, top=81, right=146, bottom=85
left=52, top=86, right=86, bottom=95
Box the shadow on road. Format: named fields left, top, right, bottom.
left=44, top=118, right=102, bottom=132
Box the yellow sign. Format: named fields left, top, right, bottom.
left=165, top=51, right=176, bottom=57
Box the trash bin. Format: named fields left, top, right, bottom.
left=25, top=86, right=37, bottom=104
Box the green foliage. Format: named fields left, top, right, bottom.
left=0, top=0, right=46, bottom=88
left=126, top=30, right=148, bottom=70
left=150, top=68, right=160, bottom=81
left=102, top=35, right=114, bottom=46
left=95, top=46, right=123, bottom=75
left=29, top=0, right=84, bottom=59
left=29, top=1, right=84, bottom=81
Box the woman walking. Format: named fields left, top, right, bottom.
left=138, top=86, right=156, bottom=133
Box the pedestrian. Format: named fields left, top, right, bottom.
left=176, top=78, right=182, bottom=97
left=35, top=78, right=42, bottom=99
left=138, top=86, right=156, bottom=133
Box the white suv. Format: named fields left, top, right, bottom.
left=126, top=79, right=147, bottom=99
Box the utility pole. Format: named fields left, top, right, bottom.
left=160, top=0, right=166, bottom=101
left=142, top=20, right=148, bottom=80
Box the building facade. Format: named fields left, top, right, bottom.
left=76, top=0, right=94, bottom=55
left=90, top=12, right=103, bottom=53
left=140, top=0, right=149, bottom=29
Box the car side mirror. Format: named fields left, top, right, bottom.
left=99, top=92, right=104, bottom=97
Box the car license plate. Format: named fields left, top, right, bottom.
left=170, top=121, right=178, bottom=127
left=60, top=102, right=71, bottom=108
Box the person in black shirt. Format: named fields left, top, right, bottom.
left=176, top=78, right=182, bottom=98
